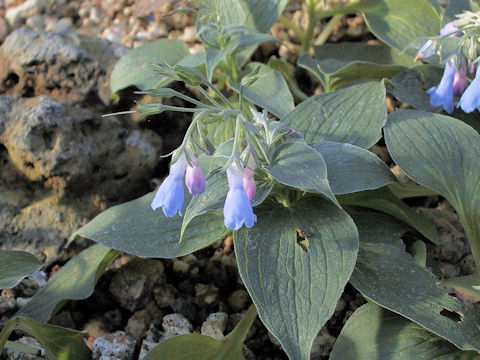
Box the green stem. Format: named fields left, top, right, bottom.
left=279, top=14, right=305, bottom=41
left=205, top=79, right=234, bottom=109
left=301, top=0, right=319, bottom=53
left=313, top=14, right=343, bottom=46
left=226, top=54, right=240, bottom=83
left=465, top=219, right=480, bottom=276
left=195, top=86, right=222, bottom=108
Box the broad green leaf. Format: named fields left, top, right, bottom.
left=202, top=113, right=236, bottom=146
left=388, top=182, right=438, bottom=199
left=298, top=43, right=413, bottom=90
left=386, top=66, right=443, bottom=112
left=385, top=110, right=480, bottom=272
left=340, top=187, right=440, bottom=244
left=362, top=0, right=441, bottom=57
left=70, top=192, right=229, bottom=258
left=282, top=82, right=386, bottom=148
left=235, top=197, right=358, bottom=360
left=0, top=250, right=42, bottom=289
left=230, top=63, right=295, bottom=118
left=110, top=39, right=189, bottom=96
left=205, top=48, right=227, bottom=82
left=351, top=213, right=480, bottom=352
left=0, top=316, right=91, bottom=360
left=331, top=303, right=480, bottom=360
left=143, top=304, right=257, bottom=360
left=15, top=244, right=119, bottom=322
left=311, top=141, right=397, bottom=194
left=217, top=0, right=289, bottom=33
left=265, top=141, right=339, bottom=206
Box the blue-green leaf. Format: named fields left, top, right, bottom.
left=0, top=250, right=42, bottom=289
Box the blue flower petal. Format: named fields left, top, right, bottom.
left=458, top=68, right=480, bottom=113
left=151, top=175, right=185, bottom=217
left=427, top=61, right=456, bottom=114
left=223, top=188, right=257, bottom=230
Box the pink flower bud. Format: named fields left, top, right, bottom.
left=185, top=156, right=205, bottom=195
left=454, top=67, right=469, bottom=95
left=243, top=156, right=256, bottom=202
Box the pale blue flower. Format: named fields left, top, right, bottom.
left=427, top=60, right=456, bottom=113
left=458, top=66, right=480, bottom=113
left=223, top=162, right=257, bottom=230
left=151, top=154, right=187, bottom=217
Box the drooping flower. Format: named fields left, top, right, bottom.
left=453, top=65, right=469, bottom=95
left=223, top=162, right=257, bottom=230
left=243, top=155, right=256, bottom=202
left=250, top=107, right=268, bottom=125
left=457, top=66, right=480, bottom=113
left=151, top=153, right=187, bottom=217
left=185, top=153, right=205, bottom=195
left=427, top=60, right=456, bottom=113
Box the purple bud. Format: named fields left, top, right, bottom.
left=453, top=67, right=469, bottom=95
left=185, top=156, right=205, bottom=195
left=223, top=162, right=257, bottom=230
left=151, top=153, right=187, bottom=217
left=458, top=66, right=480, bottom=113
left=243, top=156, right=256, bottom=202
left=440, top=21, right=459, bottom=37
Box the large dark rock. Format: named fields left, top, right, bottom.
left=0, top=27, right=127, bottom=108
left=0, top=95, right=162, bottom=263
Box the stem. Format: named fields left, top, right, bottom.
left=313, top=14, right=343, bottom=46
left=195, top=86, right=222, bottom=108
left=226, top=54, right=240, bottom=83
left=205, top=79, right=234, bottom=109
left=279, top=14, right=305, bottom=41
left=465, top=219, right=480, bottom=276
left=158, top=104, right=207, bottom=113
left=5, top=340, right=43, bottom=357
left=301, top=0, right=319, bottom=53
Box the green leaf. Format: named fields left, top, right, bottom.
left=350, top=213, right=480, bottom=352
left=298, top=43, right=413, bottom=90
left=362, top=0, right=441, bottom=57
left=311, top=141, right=397, bottom=194
left=70, top=192, right=229, bottom=258
left=445, top=0, right=480, bottom=22
left=386, top=66, right=443, bottom=112
left=0, top=250, right=42, bottom=289
left=0, top=316, right=91, bottom=360
left=331, top=303, right=480, bottom=360
left=205, top=48, right=227, bottom=82
left=231, top=63, right=295, bottom=118
left=265, top=141, right=339, bottom=206
left=385, top=110, right=480, bottom=271
left=217, top=0, right=289, bottom=33
left=282, top=81, right=387, bottom=148
left=143, top=305, right=257, bottom=360
left=235, top=197, right=358, bottom=360
left=340, top=187, right=441, bottom=245
left=15, top=244, right=119, bottom=322
left=110, top=39, right=190, bottom=96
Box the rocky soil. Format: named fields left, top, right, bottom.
left=0, top=0, right=469, bottom=359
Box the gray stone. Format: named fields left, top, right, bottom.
left=194, top=283, right=219, bottom=306
left=0, top=296, right=16, bottom=314
left=5, top=0, right=49, bottom=25
left=109, top=259, right=165, bottom=312
left=139, top=339, right=157, bottom=360
left=162, top=313, right=193, bottom=339
left=201, top=312, right=228, bottom=340
left=6, top=336, right=45, bottom=360
left=0, top=27, right=127, bottom=107
left=310, top=327, right=336, bottom=360
left=153, top=283, right=177, bottom=308
left=93, top=331, right=135, bottom=360
left=228, top=289, right=250, bottom=312
left=0, top=95, right=162, bottom=263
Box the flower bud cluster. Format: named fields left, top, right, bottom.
left=417, top=14, right=480, bottom=113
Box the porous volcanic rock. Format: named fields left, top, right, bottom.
left=0, top=27, right=127, bottom=108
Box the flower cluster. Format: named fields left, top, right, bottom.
left=151, top=134, right=259, bottom=231
left=417, top=17, right=480, bottom=113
